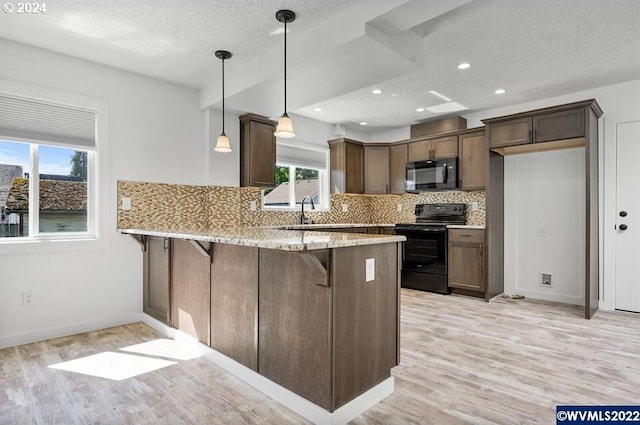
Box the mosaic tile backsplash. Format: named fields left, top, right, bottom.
left=117, top=181, right=485, bottom=230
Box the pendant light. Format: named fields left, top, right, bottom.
left=214, top=50, right=232, bottom=152
left=274, top=9, right=296, bottom=139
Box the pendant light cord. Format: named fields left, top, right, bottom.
left=221, top=57, right=225, bottom=134
left=283, top=19, right=287, bottom=114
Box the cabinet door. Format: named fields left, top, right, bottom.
left=211, top=244, right=258, bottom=370
left=240, top=115, right=276, bottom=187
left=533, top=108, right=585, bottom=143
left=344, top=142, right=364, bottom=193
left=488, top=117, right=532, bottom=148
left=408, top=140, right=431, bottom=162
left=364, top=146, right=390, bottom=194
left=144, top=236, right=170, bottom=324
left=432, top=136, right=458, bottom=158
left=171, top=239, right=211, bottom=344
left=448, top=242, right=485, bottom=292
left=459, top=132, right=486, bottom=190
left=389, top=144, right=408, bottom=194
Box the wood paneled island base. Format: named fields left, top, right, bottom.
left=123, top=228, right=403, bottom=425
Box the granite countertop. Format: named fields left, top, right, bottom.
left=264, top=223, right=396, bottom=230
left=120, top=227, right=405, bottom=251
left=446, top=224, right=485, bottom=230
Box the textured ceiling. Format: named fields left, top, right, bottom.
left=1, top=0, right=639, bottom=133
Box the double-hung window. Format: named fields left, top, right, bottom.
left=0, top=93, right=96, bottom=240
left=263, top=142, right=329, bottom=210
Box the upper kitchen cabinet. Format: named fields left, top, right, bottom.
left=458, top=129, right=486, bottom=190
left=486, top=101, right=599, bottom=153
left=328, top=138, right=364, bottom=194
left=364, top=145, right=390, bottom=194
left=240, top=113, right=276, bottom=187
left=408, top=135, right=458, bottom=162
left=389, top=143, right=408, bottom=194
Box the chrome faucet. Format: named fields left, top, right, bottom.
left=300, top=195, right=315, bottom=224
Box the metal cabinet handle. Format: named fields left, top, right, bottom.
left=620, top=224, right=628, bottom=231
left=163, top=238, right=169, bottom=251
left=534, top=129, right=537, bottom=142
left=528, top=130, right=532, bottom=143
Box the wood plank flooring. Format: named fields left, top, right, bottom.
left=2, top=290, right=640, bottom=424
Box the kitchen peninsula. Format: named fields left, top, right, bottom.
left=120, top=225, right=404, bottom=425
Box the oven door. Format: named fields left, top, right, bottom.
left=395, top=228, right=447, bottom=275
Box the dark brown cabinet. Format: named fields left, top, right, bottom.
left=143, top=236, right=171, bottom=324
left=364, top=145, right=390, bottom=194
left=448, top=229, right=485, bottom=293
left=408, top=135, right=458, bottom=162
left=488, top=107, right=585, bottom=149
left=210, top=244, right=258, bottom=370
left=171, top=239, right=211, bottom=344
left=240, top=113, right=276, bottom=187
left=328, top=138, right=364, bottom=193
left=458, top=130, right=486, bottom=190
left=389, top=143, right=408, bottom=194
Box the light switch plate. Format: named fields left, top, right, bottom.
left=250, top=201, right=257, bottom=211
left=341, top=204, right=348, bottom=213
left=471, top=202, right=479, bottom=211
left=366, top=258, right=375, bottom=282
left=121, top=197, right=132, bottom=211
left=397, top=203, right=403, bottom=212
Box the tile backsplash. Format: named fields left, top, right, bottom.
left=117, top=180, right=485, bottom=230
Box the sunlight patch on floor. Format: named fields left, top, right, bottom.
left=119, top=338, right=201, bottom=361
left=48, top=351, right=176, bottom=381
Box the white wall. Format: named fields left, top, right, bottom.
left=0, top=39, right=203, bottom=348
left=463, top=78, right=640, bottom=308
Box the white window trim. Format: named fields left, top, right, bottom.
left=0, top=78, right=110, bottom=255
left=262, top=142, right=330, bottom=212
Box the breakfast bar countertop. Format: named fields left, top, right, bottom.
left=120, top=227, right=405, bottom=251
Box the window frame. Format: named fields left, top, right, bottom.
left=0, top=79, right=109, bottom=254
left=262, top=142, right=330, bottom=212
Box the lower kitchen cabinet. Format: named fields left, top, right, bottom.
left=143, top=236, right=171, bottom=324
left=210, top=243, right=258, bottom=371
left=448, top=229, right=485, bottom=293
left=171, top=239, right=211, bottom=345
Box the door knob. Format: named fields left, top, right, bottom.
left=620, top=211, right=628, bottom=217
left=620, top=224, right=628, bottom=231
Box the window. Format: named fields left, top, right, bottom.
left=0, top=93, right=96, bottom=240
left=262, top=142, right=329, bottom=210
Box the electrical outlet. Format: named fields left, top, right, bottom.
left=541, top=273, right=553, bottom=287
left=22, top=291, right=34, bottom=306
left=250, top=200, right=257, bottom=211
left=121, top=197, right=132, bottom=211
left=341, top=204, right=348, bottom=213
left=366, top=258, right=375, bottom=282
left=397, top=203, right=403, bottom=212
left=471, top=202, right=479, bottom=211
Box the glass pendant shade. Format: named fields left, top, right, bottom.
left=214, top=132, right=231, bottom=152
left=274, top=113, right=295, bottom=138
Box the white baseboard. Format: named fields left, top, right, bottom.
left=0, top=314, right=141, bottom=350
left=139, top=313, right=394, bottom=425
left=513, top=287, right=583, bottom=306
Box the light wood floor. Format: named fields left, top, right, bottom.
left=2, top=290, right=640, bottom=424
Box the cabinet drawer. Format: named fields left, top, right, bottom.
left=448, top=229, right=484, bottom=243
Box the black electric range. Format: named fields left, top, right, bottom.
left=395, top=203, right=466, bottom=294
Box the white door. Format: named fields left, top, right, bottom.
left=615, top=120, right=640, bottom=312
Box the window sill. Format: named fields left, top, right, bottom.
left=261, top=206, right=330, bottom=213
left=0, top=234, right=107, bottom=255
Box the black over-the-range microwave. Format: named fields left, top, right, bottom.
left=405, top=157, right=458, bottom=192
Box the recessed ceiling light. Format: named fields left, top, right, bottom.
left=458, top=62, right=471, bottom=70
left=494, top=88, right=506, bottom=95
left=313, top=107, right=323, bottom=112
left=428, top=90, right=452, bottom=102
left=416, top=108, right=425, bottom=112
left=359, top=122, right=367, bottom=126
left=371, top=89, right=383, bottom=95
